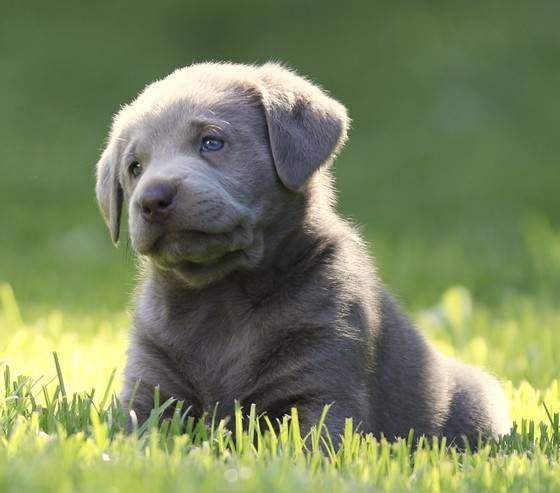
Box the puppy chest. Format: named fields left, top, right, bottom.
left=164, top=330, right=263, bottom=411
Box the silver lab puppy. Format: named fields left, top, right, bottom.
left=96, top=62, right=510, bottom=445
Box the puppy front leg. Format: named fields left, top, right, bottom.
left=118, top=378, right=160, bottom=431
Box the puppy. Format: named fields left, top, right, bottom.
left=95, top=62, right=509, bottom=445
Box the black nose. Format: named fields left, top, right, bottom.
left=138, top=182, right=177, bottom=222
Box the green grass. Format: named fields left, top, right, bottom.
left=1, top=283, right=559, bottom=492
left=1, top=0, right=560, bottom=490
left=1, top=349, right=559, bottom=493
left=3, top=403, right=558, bottom=493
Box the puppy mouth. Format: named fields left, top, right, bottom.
left=147, top=226, right=253, bottom=269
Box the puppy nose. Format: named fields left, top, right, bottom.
left=138, top=183, right=177, bottom=222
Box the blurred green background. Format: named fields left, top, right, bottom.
left=1, top=0, right=559, bottom=316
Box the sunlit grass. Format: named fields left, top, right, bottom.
left=1, top=281, right=559, bottom=492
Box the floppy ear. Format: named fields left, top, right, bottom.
left=258, top=63, right=349, bottom=191
left=95, top=141, right=123, bottom=245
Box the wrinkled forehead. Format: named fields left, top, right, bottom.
left=112, top=72, right=263, bottom=146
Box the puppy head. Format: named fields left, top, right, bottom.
left=96, top=62, right=349, bottom=287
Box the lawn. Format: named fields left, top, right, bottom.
left=1, top=1, right=559, bottom=491
left=1, top=282, right=559, bottom=492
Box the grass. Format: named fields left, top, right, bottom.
left=1, top=350, right=559, bottom=493
left=1, top=281, right=559, bottom=492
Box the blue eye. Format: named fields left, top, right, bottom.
left=128, top=160, right=143, bottom=178
left=201, top=137, right=224, bottom=152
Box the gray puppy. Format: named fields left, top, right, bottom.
left=96, top=62, right=509, bottom=445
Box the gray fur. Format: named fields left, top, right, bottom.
left=96, top=141, right=123, bottom=244
left=95, top=62, right=510, bottom=446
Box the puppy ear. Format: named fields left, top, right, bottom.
left=258, top=63, right=349, bottom=191
left=95, top=141, right=123, bottom=245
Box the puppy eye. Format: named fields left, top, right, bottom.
left=200, top=137, right=224, bottom=152
left=128, top=161, right=143, bottom=178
